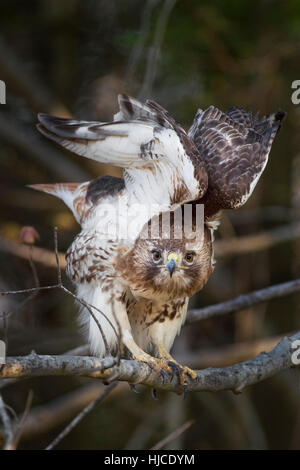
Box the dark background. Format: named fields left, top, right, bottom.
left=0, top=0, right=299, bottom=450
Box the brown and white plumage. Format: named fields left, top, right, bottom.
left=188, top=105, right=285, bottom=218
left=30, top=176, right=213, bottom=364
left=37, top=94, right=208, bottom=217
left=30, top=95, right=285, bottom=386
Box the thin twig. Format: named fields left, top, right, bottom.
left=0, top=229, right=119, bottom=357
left=11, top=390, right=34, bottom=449
left=214, top=222, right=300, bottom=258
left=150, top=419, right=195, bottom=450
left=60, top=285, right=111, bottom=356
left=53, top=228, right=111, bottom=355
left=0, top=285, right=59, bottom=296
left=187, top=278, right=300, bottom=323
left=45, top=382, right=118, bottom=450
left=5, top=382, right=126, bottom=442
left=0, top=394, right=14, bottom=450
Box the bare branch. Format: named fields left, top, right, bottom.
left=181, top=334, right=284, bottom=369
left=0, top=236, right=66, bottom=269
left=0, top=394, right=14, bottom=450
left=45, top=382, right=118, bottom=450
left=214, top=222, right=300, bottom=258
left=1, top=331, right=299, bottom=394
left=11, top=390, right=34, bottom=449
left=150, top=419, right=194, bottom=450
left=187, top=278, right=300, bottom=323
left=7, top=382, right=127, bottom=442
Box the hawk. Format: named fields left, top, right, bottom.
left=30, top=95, right=284, bottom=388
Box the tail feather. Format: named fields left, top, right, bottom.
left=28, top=182, right=87, bottom=222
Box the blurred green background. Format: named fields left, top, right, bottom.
left=0, top=0, right=299, bottom=450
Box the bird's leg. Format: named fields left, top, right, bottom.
left=111, top=289, right=172, bottom=380
left=154, top=341, right=198, bottom=390
left=122, top=332, right=172, bottom=381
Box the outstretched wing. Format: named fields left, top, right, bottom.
left=189, top=105, right=285, bottom=216
left=37, top=94, right=208, bottom=206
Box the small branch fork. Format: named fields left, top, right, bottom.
left=0, top=391, right=33, bottom=450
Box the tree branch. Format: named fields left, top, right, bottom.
left=45, top=382, right=117, bottom=450
left=214, top=222, right=300, bottom=258
left=187, top=278, right=300, bottom=323
left=0, top=235, right=66, bottom=269
left=0, top=394, right=14, bottom=450
left=1, top=331, right=299, bottom=394
left=150, top=419, right=194, bottom=450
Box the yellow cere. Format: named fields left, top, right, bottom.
left=167, top=252, right=179, bottom=263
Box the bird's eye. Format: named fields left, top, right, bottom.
left=184, top=252, right=194, bottom=265
left=152, top=250, right=162, bottom=263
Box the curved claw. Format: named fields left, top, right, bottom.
left=167, top=360, right=197, bottom=394
left=183, top=384, right=189, bottom=399
left=159, top=368, right=169, bottom=384
left=129, top=384, right=140, bottom=394
left=167, top=361, right=181, bottom=382
left=152, top=388, right=159, bottom=400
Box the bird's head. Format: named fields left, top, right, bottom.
left=150, top=248, right=195, bottom=278
left=117, top=225, right=214, bottom=301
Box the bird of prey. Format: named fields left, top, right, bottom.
left=30, top=95, right=284, bottom=388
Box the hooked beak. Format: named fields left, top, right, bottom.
left=166, top=257, right=177, bottom=278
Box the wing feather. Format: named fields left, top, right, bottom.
left=189, top=105, right=285, bottom=215
left=37, top=95, right=208, bottom=205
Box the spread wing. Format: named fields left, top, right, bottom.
left=189, top=105, right=285, bottom=216
left=37, top=95, right=208, bottom=204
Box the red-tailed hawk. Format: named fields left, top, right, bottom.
left=30, top=95, right=284, bottom=389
